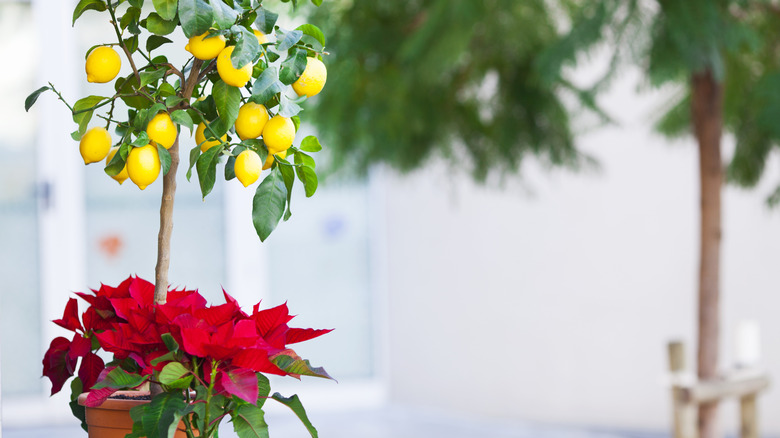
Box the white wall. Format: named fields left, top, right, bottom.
left=381, top=66, right=780, bottom=433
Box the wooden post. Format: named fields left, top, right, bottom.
left=669, top=341, right=697, bottom=438
left=740, top=395, right=758, bottom=438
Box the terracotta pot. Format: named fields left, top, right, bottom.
left=77, top=391, right=189, bottom=438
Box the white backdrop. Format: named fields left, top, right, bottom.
left=379, top=65, right=780, bottom=433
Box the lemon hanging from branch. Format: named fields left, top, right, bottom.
left=79, top=127, right=112, bottom=164
left=185, top=32, right=227, bottom=60
left=235, top=150, right=263, bottom=187
left=262, top=115, right=296, bottom=154
left=217, top=46, right=253, bottom=88
left=146, top=113, right=177, bottom=149
left=85, top=46, right=121, bottom=84
left=235, top=103, right=269, bottom=140
left=292, top=57, right=327, bottom=98
left=126, top=144, right=161, bottom=190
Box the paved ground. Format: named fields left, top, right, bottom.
left=3, top=405, right=674, bottom=438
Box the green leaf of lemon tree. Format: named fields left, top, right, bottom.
left=279, top=49, right=307, bottom=85
left=124, top=35, right=139, bottom=53
left=120, top=7, right=142, bottom=32
left=294, top=151, right=315, bottom=169
left=299, top=135, right=321, bottom=152
left=196, top=144, right=224, bottom=198
left=105, top=145, right=129, bottom=176
left=213, top=79, right=241, bottom=128
left=252, top=168, right=287, bottom=241
left=250, top=67, right=284, bottom=106
left=276, top=29, right=303, bottom=52
left=231, top=404, right=269, bottom=438
left=295, top=24, right=325, bottom=48
left=178, top=0, right=212, bottom=38
left=255, top=8, right=278, bottom=34
left=157, top=143, right=172, bottom=175
left=146, top=35, right=172, bottom=52
left=131, top=131, right=150, bottom=147
left=146, top=13, right=178, bottom=35
left=276, top=157, right=295, bottom=221
left=310, top=0, right=322, bottom=6
left=116, top=75, right=150, bottom=109
left=278, top=94, right=303, bottom=117
left=73, top=0, right=106, bottom=26
left=271, top=393, right=318, bottom=438
left=170, top=109, right=193, bottom=131
left=73, top=95, right=106, bottom=135
left=295, top=165, right=317, bottom=197
left=140, top=68, right=166, bottom=87
left=129, top=393, right=188, bottom=438
left=158, top=82, right=176, bottom=97
left=186, top=145, right=201, bottom=181
left=25, top=86, right=50, bottom=112
left=211, top=0, right=238, bottom=29
left=91, top=367, right=148, bottom=390
left=153, top=0, right=178, bottom=21
left=291, top=115, right=301, bottom=132
left=231, top=26, right=261, bottom=69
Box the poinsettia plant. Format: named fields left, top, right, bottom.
left=44, top=276, right=332, bottom=438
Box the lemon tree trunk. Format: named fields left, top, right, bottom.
left=692, top=70, right=723, bottom=438
left=153, top=60, right=204, bottom=304
left=154, top=136, right=179, bottom=304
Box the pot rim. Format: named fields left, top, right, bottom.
left=77, top=390, right=151, bottom=410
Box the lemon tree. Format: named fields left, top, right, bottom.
left=25, top=0, right=331, bottom=436
left=26, top=0, right=328, bottom=246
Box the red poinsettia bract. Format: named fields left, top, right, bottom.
left=42, top=276, right=332, bottom=406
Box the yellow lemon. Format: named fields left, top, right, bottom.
left=235, top=150, right=263, bottom=187
left=79, top=127, right=112, bottom=164
left=263, top=149, right=287, bottom=170
left=217, top=46, right=253, bottom=88
left=185, top=32, right=226, bottom=60
left=235, top=102, right=269, bottom=140
left=126, top=144, right=161, bottom=190
left=195, top=123, right=227, bottom=152
left=262, top=115, right=295, bottom=154
left=146, top=112, right=177, bottom=149
left=292, top=57, right=327, bottom=98
left=85, top=46, right=121, bottom=83
left=105, top=146, right=129, bottom=185
left=254, top=29, right=268, bottom=45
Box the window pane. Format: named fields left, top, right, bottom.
left=267, top=180, right=374, bottom=379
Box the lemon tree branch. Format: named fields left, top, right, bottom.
left=47, top=82, right=75, bottom=113
left=106, top=0, right=144, bottom=93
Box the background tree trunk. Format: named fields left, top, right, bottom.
left=691, top=70, right=724, bottom=438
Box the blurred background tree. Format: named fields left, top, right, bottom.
left=309, top=1, right=600, bottom=180
left=307, top=1, right=780, bottom=437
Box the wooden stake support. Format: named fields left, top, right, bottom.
left=668, top=341, right=770, bottom=438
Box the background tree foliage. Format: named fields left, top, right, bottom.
left=309, top=0, right=601, bottom=180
